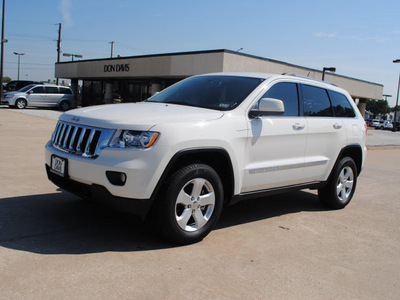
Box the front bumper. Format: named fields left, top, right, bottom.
left=46, top=164, right=153, bottom=220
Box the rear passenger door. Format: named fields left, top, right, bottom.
left=243, top=81, right=307, bottom=192
left=44, top=86, right=61, bottom=106
left=301, top=84, right=347, bottom=182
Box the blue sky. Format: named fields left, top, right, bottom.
left=3, top=0, right=400, bottom=106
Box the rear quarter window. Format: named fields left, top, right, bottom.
left=45, top=86, right=59, bottom=94
left=328, top=90, right=356, bottom=118
left=59, top=87, right=72, bottom=95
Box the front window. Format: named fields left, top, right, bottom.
left=31, top=86, right=45, bottom=93
left=147, top=75, right=264, bottom=111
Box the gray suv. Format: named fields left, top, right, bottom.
left=1, top=84, right=76, bottom=111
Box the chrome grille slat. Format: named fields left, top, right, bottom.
left=76, top=128, right=87, bottom=154
left=69, top=127, right=78, bottom=152
left=63, top=125, right=72, bottom=149
left=84, top=130, right=96, bottom=155
left=50, top=121, right=114, bottom=159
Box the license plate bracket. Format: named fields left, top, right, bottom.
left=50, top=155, right=68, bottom=178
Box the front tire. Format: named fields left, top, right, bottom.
left=154, top=164, right=223, bottom=244
left=15, top=99, right=27, bottom=109
left=318, top=157, right=357, bottom=209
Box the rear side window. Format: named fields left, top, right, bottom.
left=260, top=82, right=299, bottom=116
left=302, top=85, right=333, bottom=117
left=45, top=86, right=59, bottom=94
left=328, top=90, right=356, bottom=118
left=59, top=87, right=72, bottom=95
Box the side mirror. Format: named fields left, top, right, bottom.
left=250, top=98, right=285, bottom=118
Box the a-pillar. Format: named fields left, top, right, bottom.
left=104, top=81, right=113, bottom=104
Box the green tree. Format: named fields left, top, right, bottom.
left=2, top=76, right=11, bottom=83
left=366, top=99, right=390, bottom=117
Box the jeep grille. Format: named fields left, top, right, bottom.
left=51, top=121, right=114, bottom=158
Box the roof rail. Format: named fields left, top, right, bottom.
left=281, top=73, right=337, bottom=86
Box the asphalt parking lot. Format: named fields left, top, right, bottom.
left=1, top=107, right=400, bottom=299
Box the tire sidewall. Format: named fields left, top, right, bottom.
left=60, top=101, right=70, bottom=111
left=326, top=157, right=358, bottom=208
left=15, top=99, right=27, bottom=109
left=158, top=164, right=224, bottom=244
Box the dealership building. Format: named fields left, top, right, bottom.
left=55, top=49, right=383, bottom=116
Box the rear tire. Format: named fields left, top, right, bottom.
left=153, top=164, right=223, bottom=244
left=15, top=99, right=27, bottom=109
left=60, top=101, right=70, bottom=111
left=318, top=157, right=357, bottom=209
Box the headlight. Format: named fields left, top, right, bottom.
left=109, top=130, right=159, bottom=149
left=5, top=94, right=14, bottom=98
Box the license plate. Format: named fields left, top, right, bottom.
left=51, top=155, right=68, bottom=177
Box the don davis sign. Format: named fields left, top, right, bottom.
left=104, top=63, right=130, bottom=73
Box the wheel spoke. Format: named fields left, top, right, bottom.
left=193, top=209, right=208, bottom=229
left=176, top=189, right=192, bottom=206
left=191, top=178, right=206, bottom=198
left=336, top=183, right=343, bottom=196
left=199, top=192, right=215, bottom=206
left=176, top=208, right=192, bottom=229
left=339, top=170, right=345, bottom=183
left=341, top=186, right=347, bottom=201
left=344, top=180, right=353, bottom=190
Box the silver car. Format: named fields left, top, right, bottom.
left=1, top=84, right=76, bottom=111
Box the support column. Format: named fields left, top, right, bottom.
left=151, top=82, right=161, bottom=95
left=357, top=98, right=367, bottom=118
left=104, top=81, right=113, bottom=104
left=70, top=79, right=79, bottom=106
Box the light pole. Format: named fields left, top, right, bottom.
left=109, top=41, right=114, bottom=58
left=322, top=67, right=336, bottom=81
left=13, top=52, right=25, bottom=80
left=63, top=53, right=83, bottom=61
left=393, top=59, right=400, bottom=131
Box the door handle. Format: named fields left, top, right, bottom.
left=333, top=123, right=343, bottom=129
left=293, top=123, right=305, bottom=130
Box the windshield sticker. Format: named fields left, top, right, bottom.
left=219, top=103, right=230, bottom=108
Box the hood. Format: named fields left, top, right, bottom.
left=59, top=102, right=224, bottom=130
left=3, top=91, right=21, bottom=96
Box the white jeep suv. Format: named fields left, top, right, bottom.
left=45, top=73, right=367, bottom=244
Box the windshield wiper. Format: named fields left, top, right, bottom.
left=165, top=101, right=198, bottom=108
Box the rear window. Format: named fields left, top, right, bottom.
left=59, top=87, right=72, bottom=95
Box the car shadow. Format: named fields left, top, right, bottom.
left=0, top=190, right=325, bottom=254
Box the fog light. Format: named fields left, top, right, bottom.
left=106, top=171, right=127, bottom=186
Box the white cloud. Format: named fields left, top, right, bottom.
left=313, top=31, right=387, bottom=43
left=59, top=0, right=73, bottom=27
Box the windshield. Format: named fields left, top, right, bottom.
left=19, top=84, right=36, bottom=92
left=147, top=75, right=264, bottom=111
